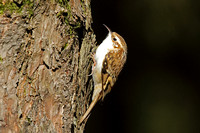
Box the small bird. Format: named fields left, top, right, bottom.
left=79, top=24, right=127, bottom=124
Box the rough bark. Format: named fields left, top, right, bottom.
left=0, top=0, right=95, bottom=132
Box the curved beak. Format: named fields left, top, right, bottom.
left=103, top=24, right=112, bottom=33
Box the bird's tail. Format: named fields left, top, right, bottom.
left=79, top=84, right=102, bottom=124
left=78, top=93, right=99, bottom=124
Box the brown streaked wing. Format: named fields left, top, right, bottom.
left=101, top=49, right=126, bottom=99
left=107, top=49, right=126, bottom=78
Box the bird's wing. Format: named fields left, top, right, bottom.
left=101, top=49, right=126, bottom=100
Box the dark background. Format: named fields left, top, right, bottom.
left=85, top=0, right=200, bottom=132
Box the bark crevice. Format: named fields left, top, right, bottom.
left=0, top=0, right=95, bottom=132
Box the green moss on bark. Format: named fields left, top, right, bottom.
left=0, top=0, right=34, bottom=18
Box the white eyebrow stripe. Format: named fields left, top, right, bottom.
left=115, top=36, right=122, bottom=47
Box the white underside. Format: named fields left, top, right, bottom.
left=95, top=33, right=114, bottom=72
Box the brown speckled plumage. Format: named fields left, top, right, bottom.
left=79, top=25, right=127, bottom=124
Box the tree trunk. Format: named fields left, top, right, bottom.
left=0, top=0, right=95, bottom=132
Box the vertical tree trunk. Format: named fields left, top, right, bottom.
left=0, top=0, right=95, bottom=132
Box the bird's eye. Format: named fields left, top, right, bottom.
left=113, top=37, right=117, bottom=41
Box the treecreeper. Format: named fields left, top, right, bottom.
left=79, top=25, right=127, bottom=124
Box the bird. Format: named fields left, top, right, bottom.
left=79, top=24, right=127, bottom=124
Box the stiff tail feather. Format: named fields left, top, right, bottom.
left=79, top=93, right=100, bottom=125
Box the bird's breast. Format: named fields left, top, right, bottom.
left=95, top=34, right=114, bottom=72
